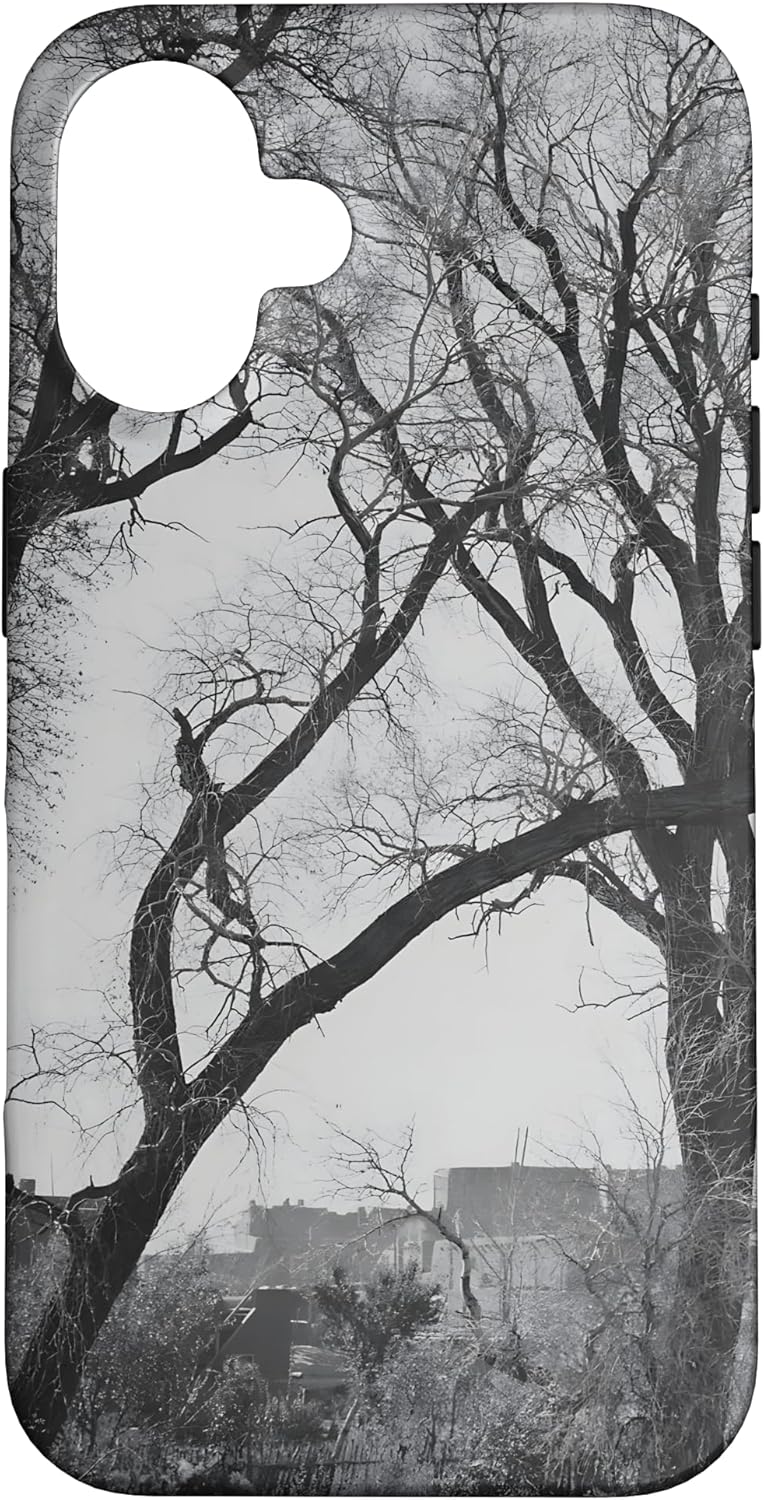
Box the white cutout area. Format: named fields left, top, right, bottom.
left=57, top=62, right=351, bottom=412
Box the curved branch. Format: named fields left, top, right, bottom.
left=130, top=488, right=493, bottom=1112
left=79, top=402, right=256, bottom=513
left=553, top=858, right=666, bottom=951
left=192, top=774, right=751, bottom=1107
left=535, top=537, right=694, bottom=772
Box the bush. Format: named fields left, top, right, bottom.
left=313, top=1262, right=442, bottom=1375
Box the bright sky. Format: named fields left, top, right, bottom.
left=6, top=441, right=675, bottom=1250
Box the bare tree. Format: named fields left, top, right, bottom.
left=7, top=3, right=355, bottom=588
left=265, top=7, right=753, bottom=1475
left=328, top=1123, right=483, bottom=1322
left=12, top=531, right=719, bottom=1449
left=533, top=1038, right=751, bottom=1492
left=6, top=4, right=347, bottom=819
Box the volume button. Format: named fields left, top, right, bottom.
left=752, top=294, right=760, bottom=360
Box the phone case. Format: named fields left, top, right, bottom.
left=5, top=5, right=756, bottom=1495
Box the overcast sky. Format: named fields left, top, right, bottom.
left=6, top=437, right=675, bottom=1249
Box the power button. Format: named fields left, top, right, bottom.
left=753, top=541, right=761, bottom=650
left=752, top=409, right=760, bottom=514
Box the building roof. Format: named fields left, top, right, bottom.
left=433, top=1163, right=601, bottom=1236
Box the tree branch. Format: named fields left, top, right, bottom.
left=192, top=775, right=750, bottom=1108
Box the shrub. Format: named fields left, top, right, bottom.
left=313, top=1262, right=442, bottom=1375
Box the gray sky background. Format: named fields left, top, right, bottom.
left=7, top=441, right=674, bottom=1248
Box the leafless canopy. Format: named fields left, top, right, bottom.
left=7, top=5, right=753, bottom=1478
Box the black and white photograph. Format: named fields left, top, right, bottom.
left=2, top=3, right=758, bottom=1493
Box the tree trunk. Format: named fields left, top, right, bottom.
left=659, top=1189, right=751, bottom=1481
left=10, top=1120, right=193, bottom=1454
left=658, top=886, right=755, bottom=1480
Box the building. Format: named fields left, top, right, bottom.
left=388, top=1162, right=686, bottom=1365
left=246, top=1199, right=401, bottom=1287
left=390, top=1164, right=601, bottom=1328
left=212, top=1287, right=311, bottom=1381
left=6, top=1175, right=104, bottom=1272
left=433, top=1163, right=601, bottom=1239
left=200, top=1286, right=353, bottom=1397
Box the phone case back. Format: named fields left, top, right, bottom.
left=5, top=5, right=755, bottom=1495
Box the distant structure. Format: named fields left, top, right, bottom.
left=379, top=1159, right=683, bottom=1373
left=386, top=1164, right=603, bottom=1333
left=246, top=1200, right=401, bottom=1287
left=8, top=1162, right=686, bottom=1385
left=6, top=1176, right=61, bottom=1270
left=212, top=1287, right=311, bottom=1382
left=433, top=1163, right=600, bottom=1237
left=6, top=1175, right=104, bottom=1272
left=189, top=1199, right=404, bottom=1295
left=9, top=1160, right=684, bottom=1350
left=195, top=1285, right=353, bottom=1398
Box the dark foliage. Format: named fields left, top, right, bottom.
left=314, top=1263, right=442, bottom=1372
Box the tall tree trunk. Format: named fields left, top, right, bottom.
left=10, top=1118, right=196, bottom=1454
left=659, top=881, right=755, bottom=1480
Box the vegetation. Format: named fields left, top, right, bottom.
left=313, top=1263, right=442, bottom=1378
left=7, top=3, right=754, bottom=1487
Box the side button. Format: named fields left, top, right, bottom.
left=753, top=542, right=761, bottom=650
left=751, top=408, right=760, bottom=514
left=753, top=294, right=760, bottom=360
left=1, top=468, right=8, bottom=639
